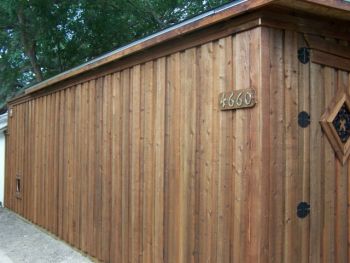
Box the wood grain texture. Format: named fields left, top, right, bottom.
left=5, top=29, right=264, bottom=262
left=311, top=50, right=350, bottom=72
left=5, top=24, right=350, bottom=263
left=305, top=34, right=350, bottom=60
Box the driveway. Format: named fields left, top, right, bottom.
left=0, top=208, right=92, bottom=263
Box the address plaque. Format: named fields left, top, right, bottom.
left=219, top=89, right=256, bottom=111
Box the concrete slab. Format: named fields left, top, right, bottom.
left=0, top=208, right=92, bottom=263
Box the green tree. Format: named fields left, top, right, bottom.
left=0, top=0, right=231, bottom=108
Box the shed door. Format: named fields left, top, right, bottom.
left=305, top=49, right=350, bottom=262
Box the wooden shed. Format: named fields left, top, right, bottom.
left=4, top=0, right=350, bottom=262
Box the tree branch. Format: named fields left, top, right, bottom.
left=16, top=5, right=43, bottom=82
left=125, top=0, right=166, bottom=28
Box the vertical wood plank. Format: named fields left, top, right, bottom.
left=179, top=47, right=197, bottom=263
left=73, top=85, right=81, bottom=247
left=298, top=34, right=311, bottom=263
left=215, top=36, right=234, bottom=263
left=53, top=92, right=59, bottom=235
left=46, top=94, right=53, bottom=232
left=110, top=73, right=123, bottom=263
left=233, top=31, right=250, bottom=263
left=249, top=27, right=269, bottom=263
left=121, top=69, right=131, bottom=263
left=198, top=42, right=216, bottom=263
left=309, top=63, right=324, bottom=263
left=165, top=53, right=181, bottom=263
left=335, top=70, right=349, bottom=263
left=80, top=83, right=88, bottom=251
left=18, top=103, right=24, bottom=216
left=129, top=65, right=141, bottom=263
left=321, top=66, right=336, bottom=263
left=87, top=80, right=97, bottom=256
left=153, top=57, right=166, bottom=263
left=266, top=28, right=285, bottom=263
left=94, top=77, right=103, bottom=259
left=101, top=75, right=112, bottom=261
left=45, top=95, right=50, bottom=230
left=38, top=97, right=44, bottom=226
left=284, top=30, right=301, bottom=263
left=58, top=89, right=65, bottom=239
left=62, top=90, right=68, bottom=240
left=142, top=61, right=155, bottom=263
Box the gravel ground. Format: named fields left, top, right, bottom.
left=0, top=208, right=92, bottom=263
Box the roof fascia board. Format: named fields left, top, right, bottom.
left=303, top=0, right=350, bottom=12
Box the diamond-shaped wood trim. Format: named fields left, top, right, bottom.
left=320, top=90, right=350, bottom=165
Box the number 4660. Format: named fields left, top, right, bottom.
left=219, top=89, right=256, bottom=110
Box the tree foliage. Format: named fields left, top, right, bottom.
left=0, top=0, right=231, bottom=108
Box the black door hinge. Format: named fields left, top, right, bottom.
left=298, top=111, right=310, bottom=128
left=298, top=47, right=310, bottom=64
left=297, top=202, right=310, bottom=218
